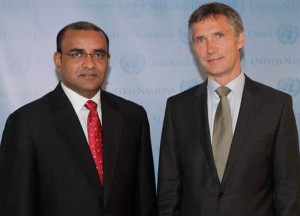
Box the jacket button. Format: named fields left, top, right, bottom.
left=218, top=192, right=224, bottom=198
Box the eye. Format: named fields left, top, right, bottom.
left=215, top=32, right=224, bottom=39
left=93, top=52, right=106, bottom=59
left=69, top=51, right=84, bottom=58
left=194, top=36, right=204, bottom=44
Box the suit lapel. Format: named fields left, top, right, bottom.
left=101, top=91, right=124, bottom=207
left=193, top=82, right=218, bottom=177
left=222, top=77, right=262, bottom=185
left=50, top=84, right=103, bottom=196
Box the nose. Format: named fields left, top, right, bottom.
left=207, top=40, right=217, bottom=54
left=82, top=54, right=96, bottom=69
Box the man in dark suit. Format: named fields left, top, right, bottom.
left=157, top=3, right=300, bottom=216
left=0, top=21, right=158, bottom=216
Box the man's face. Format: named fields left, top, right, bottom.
left=54, top=29, right=110, bottom=98
left=191, top=15, right=245, bottom=84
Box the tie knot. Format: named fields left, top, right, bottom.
left=85, top=100, right=97, bottom=111
left=216, top=86, right=231, bottom=98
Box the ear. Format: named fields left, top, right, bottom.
left=237, top=31, right=245, bottom=49
left=53, top=52, right=62, bottom=72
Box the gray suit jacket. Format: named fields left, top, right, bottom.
left=157, top=76, right=300, bottom=216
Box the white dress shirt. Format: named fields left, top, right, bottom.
left=61, top=82, right=102, bottom=143
left=207, top=72, right=245, bottom=142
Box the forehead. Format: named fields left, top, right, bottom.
left=191, top=15, right=234, bottom=34
left=61, top=29, right=108, bottom=50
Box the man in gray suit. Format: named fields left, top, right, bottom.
left=157, top=3, right=300, bottom=216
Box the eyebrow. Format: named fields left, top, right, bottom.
left=193, top=35, right=205, bottom=41
left=67, top=48, right=84, bottom=52
left=213, top=31, right=224, bottom=35
left=93, top=49, right=107, bottom=54
left=193, top=30, right=225, bottom=39
left=67, top=48, right=107, bottom=53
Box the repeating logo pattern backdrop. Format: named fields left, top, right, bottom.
left=0, top=0, right=299, bottom=177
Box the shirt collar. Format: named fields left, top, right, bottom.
left=60, top=82, right=101, bottom=113
left=207, top=72, right=245, bottom=99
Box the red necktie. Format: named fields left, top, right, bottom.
left=85, top=100, right=104, bottom=185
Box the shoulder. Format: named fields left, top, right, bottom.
left=245, top=76, right=292, bottom=102
left=167, top=81, right=206, bottom=104
left=9, top=92, right=51, bottom=120
left=8, top=92, right=51, bottom=126
left=2, top=91, right=54, bottom=137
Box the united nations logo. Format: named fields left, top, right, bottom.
left=218, top=0, right=245, bottom=14
left=120, top=53, right=145, bottom=74
left=1, top=0, right=30, bottom=18
left=118, top=0, right=144, bottom=17
left=276, top=24, right=299, bottom=44
left=180, top=78, right=200, bottom=92
left=277, top=77, right=300, bottom=97
left=179, top=26, right=189, bottom=45
left=5, top=55, right=31, bottom=76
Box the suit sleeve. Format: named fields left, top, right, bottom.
left=0, top=113, right=36, bottom=216
left=135, top=107, right=158, bottom=216
left=273, top=95, right=300, bottom=216
left=157, top=100, right=182, bottom=216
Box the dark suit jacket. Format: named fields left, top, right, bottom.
left=0, top=84, right=158, bottom=216
left=157, top=76, right=300, bottom=216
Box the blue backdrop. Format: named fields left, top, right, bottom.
left=0, top=0, right=300, bottom=178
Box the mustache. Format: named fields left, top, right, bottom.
left=79, top=70, right=100, bottom=75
